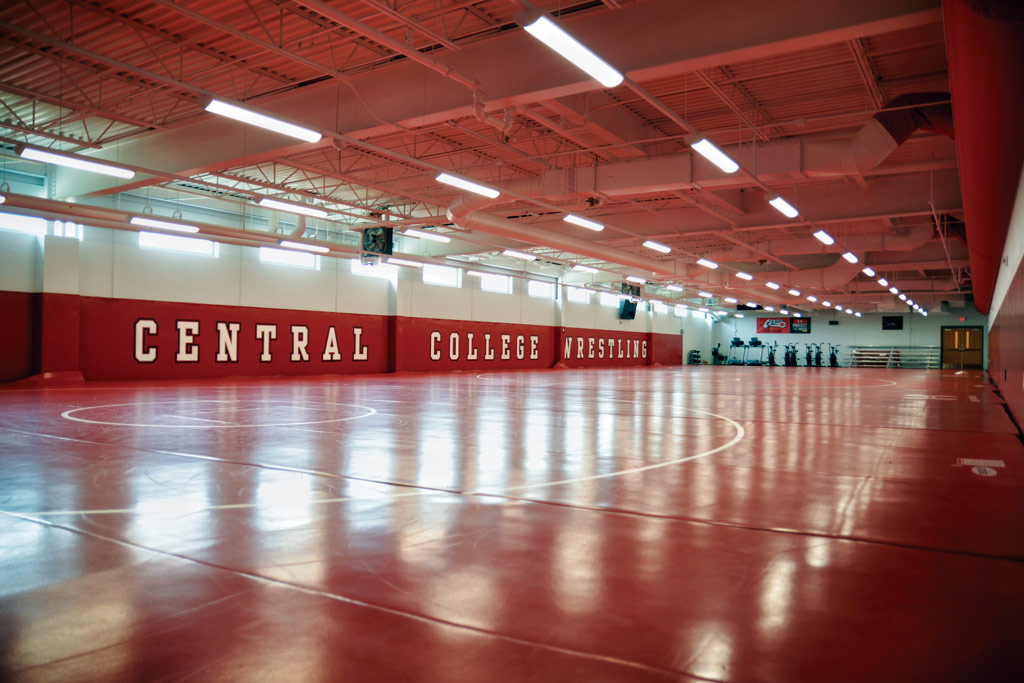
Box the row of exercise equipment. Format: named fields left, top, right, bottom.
left=713, top=339, right=842, bottom=367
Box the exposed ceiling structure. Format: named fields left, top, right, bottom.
left=0, top=0, right=973, bottom=315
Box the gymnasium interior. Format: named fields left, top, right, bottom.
left=1, top=1, right=1022, bottom=680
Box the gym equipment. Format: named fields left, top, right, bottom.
left=687, top=349, right=702, bottom=365
left=828, top=343, right=841, bottom=368
left=710, top=343, right=724, bottom=365
left=814, top=343, right=823, bottom=367
left=805, top=343, right=814, bottom=367
left=727, top=337, right=746, bottom=365
left=784, top=343, right=799, bottom=367
left=767, top=342, right=778, bottom=366
left=746, top=337, right=764, bottom=365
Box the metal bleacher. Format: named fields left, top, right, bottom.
left=845, top=345, right=941, bottom=369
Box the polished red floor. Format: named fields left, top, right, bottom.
left=1, top=367, right=1022, bottom=681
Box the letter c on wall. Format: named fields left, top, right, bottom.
left=134, top=319, right=158, bottom=363
left=429, top=331, right=441, bottom=361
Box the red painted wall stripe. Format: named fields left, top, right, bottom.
left=1, top=292, right=684, bottom=381
left=0, top=291, right=39, bottom=382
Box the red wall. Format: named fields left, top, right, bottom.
left=651, top=331, right=683, bottom=365
left=1, top=292, right=684, bottom=381
left=0, top=290, right=39, bottom=381
left=79, top=296, right=390, bottom=380
left=396, top=316, right=557, bottom=372
left=558, top=327, right=680, bottom=368
left=989, top=260, right=1024, bottom=431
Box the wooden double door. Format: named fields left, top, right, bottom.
left=941, top=326, right=984, bottom=369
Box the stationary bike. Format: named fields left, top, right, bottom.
left=829, top=343, right=841, bottom=368
left=784, top=343, right=798, bottom=366
left=805, top=343, right=814, bottom=367
left=767, top=342, right=778, bottom=366
left=814, top=343, right=823, bottom=367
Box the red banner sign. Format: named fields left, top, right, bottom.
left=756, top=317, right=790, bottom=333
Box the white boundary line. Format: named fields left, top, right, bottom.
left=18, top=407, right=745, bottom=517
left=60, top=399, right=377, bottom=428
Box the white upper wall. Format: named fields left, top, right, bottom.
left=989, top=162, right=1024, bottom=324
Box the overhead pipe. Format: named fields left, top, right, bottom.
left=446, top=175, right=676, bottom=277
left=702, top=221, right=935, bottom=261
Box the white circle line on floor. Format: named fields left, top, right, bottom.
left=60, top=399, right=377, bottom=428
left=22, top=407, right=744, bottom=517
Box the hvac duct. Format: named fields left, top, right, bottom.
left=943, top=0, right=1024, bottom=314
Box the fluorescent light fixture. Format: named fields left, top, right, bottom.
left=765, top=306, right=775, bottom=312
left=898, top=293, right=907, bottom=301
left=698, top=291, right=713, bottom=298
left=257, top=197, right=328, bottom=218
left=780, top=309, right=789, bottom=315
left=835, top=306, right=844, bottom=312
left=889, top=286, right=899, bottom=295
left=19, top=146, right=135, bottom=179
left=841, top=251, right=859, bottom=263
left=862, top=266, right=876, bottom=277
left=520, top=14, right=623, bottom=88
left=130, top=216, right=199, bottom=234
left=765, top=281, right=780, bottom=290
left=204, top=98, right=321, bottom=143
left=846, top=309, right=854, bottom=315
left=689, top=137, right=740, bottom=173
left=435, top=172, right=500, bottom=199
left=922, top=311, right=928, bottom=317
left=503, top=249, right=537, bottom=261
left=387, top=257, right=423, bottom=268
left=735, top=271, right=753, bottom=281
left=724, top=297, right=738, bottom=303
left=745, top=302, right=758, bottom=307
left=877, top=278, right=889, bottom=287
left=403, top=228, right=451, bottom=243
left=735, top=313, right=744, bottom=318
left=822, top=300, right=832, bottom=307
left=806, top=295, right=818, bottom=302
left=812, top=230, right=835, bottom=245
left=666, top=284, right=684, bottom=292
left=767, top=195, right=799, bottom=218
left=698, top=307, right=709, bottom=313
left=572, top=263, right=598, bottom=273
left=643, top=240, right=672, bottom=254
left=280, top=240, right=329, bottom=253
left=564, top=214, right=604, bottom=231
left=788, top=289, right=800, bottom=296
left=695, top=257, right=718, bottom=269
left=906, top=299, right=914, bottom=306
left=855, top=312, right=862, bottom=317
left=626, top=275, right=647, bottom=284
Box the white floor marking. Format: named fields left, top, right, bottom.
left=61, top=399, right=377, bottom=428
left=470, top=407, right=745, bottom=495
left=17, top=406, right=745, bottom=517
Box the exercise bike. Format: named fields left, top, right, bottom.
left=710, top=343, right=724, bottom=365
left=814, top=343, right=823, bottom=367
left=828, top=343, right=841, bottom=368
left=784, top=343, right=799, bottom=367
left=805, top=343, right=814, bottom=367
left=767, top=342, right=778, bottom=367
